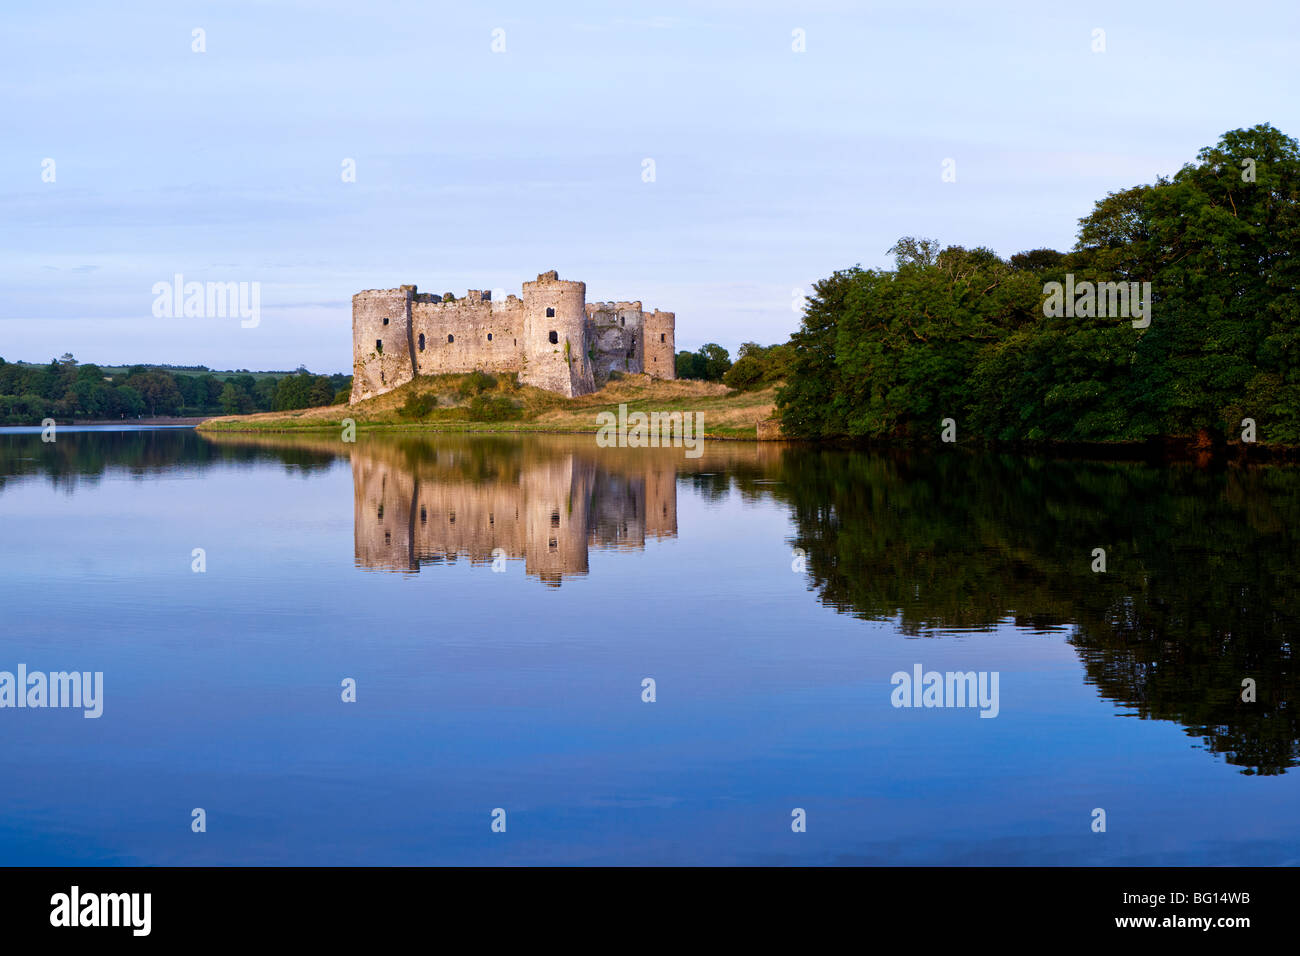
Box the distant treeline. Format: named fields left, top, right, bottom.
left=675, top=342, right=792, bottom=391
left=0, top=355, right=351, bottom=423
left=775, top=124, right=1300, bottom=445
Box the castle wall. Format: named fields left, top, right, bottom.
left=587, top=301, right=645, bottom=385
left=411, top=292, right=525, bottom=377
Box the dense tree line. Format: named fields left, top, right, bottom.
left=0, top=355, right=350, bottom=423
left=777, top=124, right=1300, bottom=445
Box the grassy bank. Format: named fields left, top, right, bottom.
left=196, top=373, right=778, bottom=440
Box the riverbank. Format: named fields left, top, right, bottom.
left=197, top=374, right=779, bottom=440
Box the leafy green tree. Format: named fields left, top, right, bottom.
left=675, top=350, right=703, bottom=379
left=308, top=375, right=335, bottom=407
left=697, top=343, right=731, bottom=381
left=219, top=382, right=254, bottom=414
left=130, top=372, right=183, bottom=416
left=253, top=377, right=277, bottom=411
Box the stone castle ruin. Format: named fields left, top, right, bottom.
left=351, top=270, right=676, bottom=402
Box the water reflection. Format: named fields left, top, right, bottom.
left=3, top=428, right=1297, bottom=777
left=736, top=449, right=1300, bottom=775
left=350, top=437, right=679, bottom=584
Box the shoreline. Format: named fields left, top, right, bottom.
left=194, top=417, right=1300, bottom=461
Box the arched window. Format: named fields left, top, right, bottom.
left=487, top=333, right=493, bottom=341
left=418, top=333, right=425, bottom=351
left=548, top=330, right=558, bottom=344
left=448, top=334, right=454, bottom=343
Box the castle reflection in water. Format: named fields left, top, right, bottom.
left=353, top=437, right=681, bottom=585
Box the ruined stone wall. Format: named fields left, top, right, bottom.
left=587, top=301, right=645, bottom=385
left=411, top=292, right=525, bottom=377
left=520, top=272, right=594, bottom=397
left=643, top=310, right=676, bottom=380
left=352, top=288, right=415, bottom=402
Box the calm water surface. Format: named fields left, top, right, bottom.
left=1, top=427, right=1297, bottom=865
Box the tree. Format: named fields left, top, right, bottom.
left=675, top=351, right=703, bottom=379
left=308, top=375, right=335, bottom=407
left=697, top=343, right=732, bottom=381
left=219, top=382, right=254, bottom=415
left=131, top=372, right=183, bottom=416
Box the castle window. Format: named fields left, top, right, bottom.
left=546, top=307, right=555, bottom=318
left=420, top=506, right=427, bottom=525
left=487, top=333, right=493, bottom=341
left=383, top=317, right=389, bottom=326
left=548, top=330, right=558, bottom=344
left=620, top=317, right=625, bottom=326
left=551, top=511, right=560, bottom=528
left=448, top=334, right=454, bottom=343
left=660, top=333, right=665, bottom=342
left=418, top=333, right=425, bottom=351
left=376, top=339, right=383, bottom=353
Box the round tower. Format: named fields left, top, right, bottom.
left=520, top=270, right=594, bottom=396
left=351, top=286, right=415, bottom=402
left=642, top=309, right=676, bottom=380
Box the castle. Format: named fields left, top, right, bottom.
left=351, top=270, right=675, bottom=402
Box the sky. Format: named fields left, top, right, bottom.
left=3, top=1, right=1298, bottom=374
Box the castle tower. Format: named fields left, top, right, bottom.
left=643, top=310, right=676, bottom=380
left=520, top=271, right=595, bottom=397
left=352, top=286, right=416, bottom=402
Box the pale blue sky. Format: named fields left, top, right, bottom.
left=3, top=0, right=1297, bottom=373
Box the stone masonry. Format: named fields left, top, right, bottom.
left=351, top=270, right=676, bottom=402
